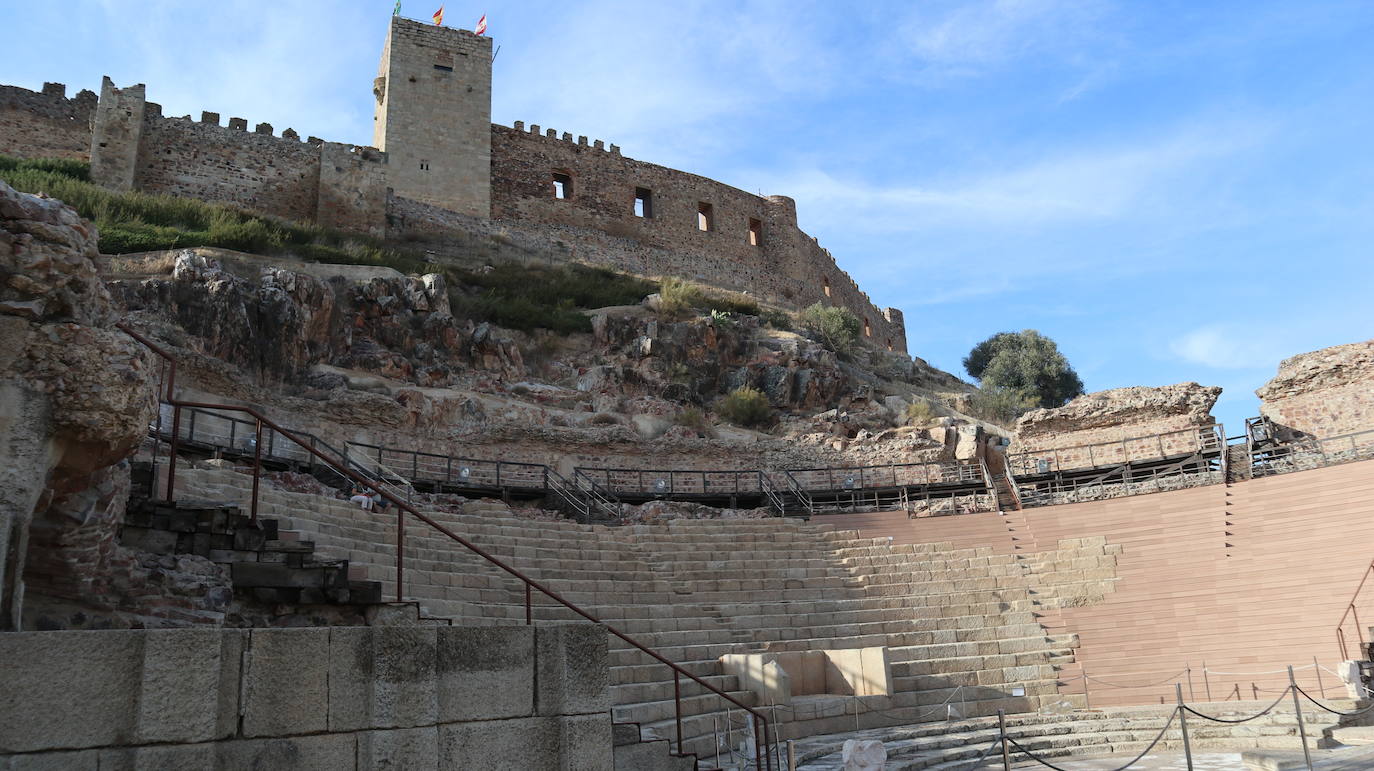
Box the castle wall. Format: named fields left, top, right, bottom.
left=489, top=124, right=908, bottom=352
left=0, top=83, right=95, bottom=161
left=134, top=114, right=322, bottom=223
left=81, top=79, right=388, bottom=237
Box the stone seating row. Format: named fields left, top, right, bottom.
left=168, top=467, right=1078, bottom=758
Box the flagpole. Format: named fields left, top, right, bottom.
left=491, top=44, right=501, bottom=64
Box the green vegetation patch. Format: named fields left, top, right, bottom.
left=659, top=277, right=760, bottom=318
left=448, top=262, right=659, bottom=334
left=0, top=154, right=428, bottom=273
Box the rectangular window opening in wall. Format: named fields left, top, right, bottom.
left=886, top=338, right=894, bottom=352
left=552, top=172, right=573, bottom=200
left=420, top=160, right=430, bottom=171
left=697, top=202, right=714, bottom=232
left=823, top=277, right=832, bottom=298
left=748, top=218, right=762, bottom=246
left=433, top=64, right=454, bottom=72
left=634, top=187, right=653, bottom=218
left=864, top=318, right=872, bottom=337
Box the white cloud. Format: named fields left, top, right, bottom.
left=759, top=120, right=1265, bottom=234
left=885, top=0, right=1116, bottom=80
left=1169, top=325, right=1293, bottom=370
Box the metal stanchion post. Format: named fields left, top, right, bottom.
left=1176, top=683, right=1194, bottom=771
left=1083, top=666, right=1092, bottom=709
left=999, top=709, right=1011, bottom=771
left=787, top=739, right=797, bottom=771
left=1187, top=664, right=1196, bottom=702
left=1203, top=662, right=1212, bottom=702
left=1314, top=656, right=1326, bottom=699
left=1289, top=665, right=1313, bottom=771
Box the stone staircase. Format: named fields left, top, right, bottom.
left=121, top=499, right=385, bottom=608
left=790, top=698, right=1374, bottom=769
left=158, top=465, right=1100, bottom=762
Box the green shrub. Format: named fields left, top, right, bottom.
left=445, top=261, right=656, bottom=333
left=0, top=154, right=428, bottom=274
left=760, top=308, right=793, bottom=331
left=658, top=277, right=759, bottom=318
left=673, top=406, right=713, bottom=436
left=964, top=330, right=1084, bottom=409
left=800, top=303, right=862, bottom=354
left=904, top=400, right=936, bottom=426
left=716, top=386, right=773, bottom=428
left=967, top=386, right=1036, bottom=426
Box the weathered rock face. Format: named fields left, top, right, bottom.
left=1013, top=382, right=1220, bottom=457
left=591, top=311, right=851, bottom=411
left=110, top=249, right=523, bottom=386
left=0, top=180, right=157, bottom=630
left=1257, top=339, right=1374, bottom=439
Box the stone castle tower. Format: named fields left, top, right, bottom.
left=372, top=16, right=492, bottom=217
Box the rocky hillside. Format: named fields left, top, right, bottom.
left=103, top=245, right=990, bottom=470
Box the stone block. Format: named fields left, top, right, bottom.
left=437, top=625, right=534, bottom=722
left=1, top=750, right=99, bottom=770
left=558, top=713, right=612, bottom=771
left=215, top=734, right=357, bottom=770
left=97, top=743, right=215, bottom=771
left=536, top=624, right=608, bottom=716
left=357, top=726, right=439, bottom=770
left=371, top=626, right=439, bottom=729
left=136, top=629, right=243, bottom=744
left=0, top=630, right=143, bottom=752
left=439, top=716, right=559, bottom=770
left=241, top=628, right=330, bottom=738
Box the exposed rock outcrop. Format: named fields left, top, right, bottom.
left=0, top=180, right=156, bottom=629
left=110, top=249, right=524, bottom=386
left=1257, top=339, right=1374, bottom=439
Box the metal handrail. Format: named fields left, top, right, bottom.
left=346, top=439, right=548, bottom=491
left=1336, top=559, right=1374, bottom=661
left=116, top=322, right=775, bottom=770
left=759, top=472, right=787, bottom=516
left=1008, top=425, right=1221, bottom=477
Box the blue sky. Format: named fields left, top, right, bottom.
left=6, top=0, right=1373, bottom=431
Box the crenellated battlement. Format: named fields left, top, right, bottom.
left=508, top=121, right=620, bottom=155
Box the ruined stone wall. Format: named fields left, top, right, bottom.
left=489, top=124, right=908, bottom=352
left=1009, top=383, right=1221, bottom=473
left=0, top=83, right=96, bottom=161
left=1257, top=339, right=1374, bottom=440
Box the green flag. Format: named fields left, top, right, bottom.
left=393, top=0, right=401, bottom=16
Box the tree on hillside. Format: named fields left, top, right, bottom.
left=962, top=330, right=1084, bottom=410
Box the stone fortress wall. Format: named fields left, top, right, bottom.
left=0, top=16, right=908, bottom=352
left=0, top=82, right=95, bottom=161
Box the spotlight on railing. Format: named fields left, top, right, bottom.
left=459, top=466, right=471, bottom=479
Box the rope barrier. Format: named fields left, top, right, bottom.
left=1204, top=664, right=1315, bottom=676
left=1006, top=707, right=1177, bottom=771
left=959, top=737, right=1005, bottom=770
left=1083, top=669, right=1188, bottom=689
left=1294, top=684, right=1374, bottom=717
left=1181, top=687, right=1290, bottom=723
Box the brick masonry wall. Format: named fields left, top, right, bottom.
left=0, top=83, right=95, bottom=161
left=487, top=124, right=907, bottom=351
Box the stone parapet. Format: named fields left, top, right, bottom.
left=1257, top=338, right=1374, bottom=440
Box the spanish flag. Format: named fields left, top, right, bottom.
left=432, top=5, right=444, bottom=25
